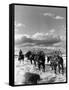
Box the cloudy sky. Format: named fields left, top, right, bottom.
left=14, top=5, right=66, bottom=53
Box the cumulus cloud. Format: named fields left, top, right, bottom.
left=15, top=33, right=61, bottom=48
left=32, top=32, right=49, bottom=40
left=49, top=29, right=55, bottom=33
left=60, top=36, right=66, bottom=41
left=15, top=22, right=25, bottom=28
left=15, top=21, right=27, bottom=40
left=15, top=21, right=26, bottom=35
left=43, top=13, right=54, bottom=17
left=15, top=34, right=23, bottom=40
left=53, top=16, right=64, bottom=20
left=32, top=29, right=56, bottom=40
left=15, top=34, right=30, bottom=40
left=43, top=13, right=64, bottom=20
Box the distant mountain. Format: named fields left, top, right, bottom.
left=15, top=46, right=66, bottom=56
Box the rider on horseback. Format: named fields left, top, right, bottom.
left=19, top=49, right=23, bottom=56
left=18, top=49, right=24, bottom=62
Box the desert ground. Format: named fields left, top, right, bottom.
left=14, top=55, right=66, bottom=85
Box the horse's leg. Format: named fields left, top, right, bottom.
left=58, top=64, right=60, bottom=74
left=38, top=64, right=40, bottom=70
left=54, top=65, right=57, bottom=74
left=22, top=59, right=24, bottom=64
left=50, top=64, right=53, bottom=70
left=62, top=64, right=64, bottom=74
left=51, top=64, right=53, bottom=70
left=43, top=64, right=45, bottom=72
left=18, top=58, right=20, bottom=64
left=50, top=64, right=52, bottom=70
left=34, top=60, right=36, bottom=66
left=30, top=59, right=32, bottom=64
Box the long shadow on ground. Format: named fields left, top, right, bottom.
left=48, top=77, right=56, bottom=83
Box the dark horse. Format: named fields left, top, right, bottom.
left=47, top=55, right=64, bottom=74
left=18, top=49, right=24, bottom=63
left=37, top=51, right=45, bottom=72
left=57, top=55, right=64, bottom=74
left=25, top=51, right=37, bottom=66
left=25, top=50, right=45, bottom=72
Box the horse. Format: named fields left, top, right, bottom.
left=56, top=55, right=64, bottom=74
left=47, top=55, right=64, bottom=74
left=25, top=51, right=32, bottom=63
left=25, top=50, right=45, bottom=72
left=37, top=51, right=45, bottom=72
left=47, top=56, right=54, bottom=70
left=29, top=53, right=37, bottom=66
left=25, top=51, right=37, bottom=66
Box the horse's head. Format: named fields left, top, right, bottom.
left=25, top=51, right=31, bottom=58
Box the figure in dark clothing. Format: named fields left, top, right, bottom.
left=18, top=49, right=24, bottom=63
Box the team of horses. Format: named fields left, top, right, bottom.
left=25, top=50, right=45, bottom=72
left=18, top=50, right=64, bottom=74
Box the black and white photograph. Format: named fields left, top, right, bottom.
left=13, top=4, right=67, bottom=86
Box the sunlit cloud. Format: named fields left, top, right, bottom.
left=15, top=23, right=25, bottom=28
left=15, top=34, right=23, bottom=40
left=32, top=32, right=47, bottom=40
left=32, top=30, right=55, bottom=40
left=15, top=34, right=30, bottom=40
left=43, top=13, right=54, bottom=17
left=15, top=21, right=26, bottom=28
left=43, top=13, right=64, bottom=20
left=54, top=16, right=64, bottom=20
left=49, top=29, right=55, bottom=33
left=15, top=21, right=26, bottom=40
